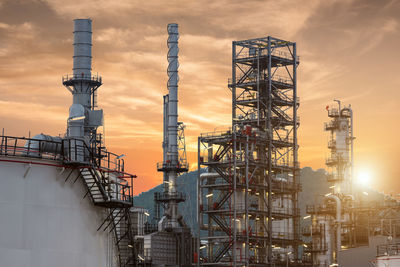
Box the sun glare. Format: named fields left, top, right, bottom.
left=356, top=170, right=372, bottom=187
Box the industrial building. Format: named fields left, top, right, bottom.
left=197, top=37, right=300, bottom=266
left=1, top=15, right=399, bottom=267
left=303, top=101, right=400, bottom=266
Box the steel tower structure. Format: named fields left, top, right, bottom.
left=198, top=37, right=300, bottom=266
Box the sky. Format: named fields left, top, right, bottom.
left=0, top=0, right=399, bottom=195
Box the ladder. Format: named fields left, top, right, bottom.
left=78, top=165, right=136, bottom=267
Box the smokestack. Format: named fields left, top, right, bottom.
left=163, top=94, right=169, bottom=191
left=64, top=19, right=103, bottom=143
left=157, top=23, right=188, bottom=231
left=166, top=23, right=179, bottom=228
left=167, top=23, right=179, bottom=168
left=73, top=19, right=92, bottom=78
left=72, top=19, right=92, bottom=109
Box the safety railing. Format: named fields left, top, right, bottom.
left=0, top=135, right=124, bottom=173
left=0, top=135, right=63, bottom=160
left=271, top=232, right=296, bottom=241
left=303, top=242, right=328, bottom=252
left=302, top=225, right=322, bottom=236
left=306, top=204, right=336, bottom=215
left=62, top=74, right=102, bottom=84
left=236, top=48, right=300, bottom=62
left=326, top=173, right=343, bottom=182
left=200, top=128, right=232, bottom=138
left=156, top=160, right=189, bottom=172
left=271, top=180, right=301, bottom=193
left=111, top=178, right=133, bottom=203
left=328, top=108, right=339, bottom=117
left=228, top=74, right=293, bottom=86
left=203, top=203, right=299, bottom=217
left=377, top=243, right=400, bottom=257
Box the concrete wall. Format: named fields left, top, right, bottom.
left=0, top=156, right=116, bottom=267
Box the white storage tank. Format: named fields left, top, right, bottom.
left=0, top=156, right=117, bottom=267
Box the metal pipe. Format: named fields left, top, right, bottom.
left=163, top=94, right=169, bottom=192
left=334, top=99, right=341, bottom=117
left=167, top=23, right=179, bottom=228
left=197, top=137, right=201, bottom=267
left=325, top=195, right=341, bottom=261
left=24, top=134, right=62, bottom=156
left=267, top=36, right=273, bottom=264
left=72, top=19, right=92, bottom=109
left=341, top=106, right=354, bottom=194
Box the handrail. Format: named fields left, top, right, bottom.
left=62, top=74, right=102, bottom=83
left=228, top=74, right=293, bottom=86
left=236, top=48, right=300, bottom=61
left=0, top=135, right=128, bottom=175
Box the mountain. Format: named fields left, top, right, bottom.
left=133, top=167, right=385, bottom=236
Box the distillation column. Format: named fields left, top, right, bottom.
left=304, top=101, right=354, bottom=266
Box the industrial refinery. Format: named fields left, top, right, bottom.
left=1, top=6, right=400, bottom=267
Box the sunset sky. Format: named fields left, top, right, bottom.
left=0, top=0, right=399, bottom=195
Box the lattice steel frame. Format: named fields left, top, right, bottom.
left=198, top=36, right=300, bottom=267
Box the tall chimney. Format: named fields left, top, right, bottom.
left=72, top=19, right=93, bottom=109
left=64, top=19, right=103, bottom=144
left=166, top=23, right=179, bottom=228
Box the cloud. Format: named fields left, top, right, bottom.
left=0, top=0, right=400, bottom=193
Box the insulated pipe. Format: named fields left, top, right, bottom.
left=72, top=19, right=92, bottom=109
left=325, top=195, right=341, bottom=261
left=167, top=23, right=179, bottom=168
left=73, top=19, right=92, bottom=77
left=341, top=106, right=354, bottom=194
left=25, top=134, right=62, bottom=156
left=163, top=94, right=169, bottom=191
left=166, top=23, right=179, bottom=228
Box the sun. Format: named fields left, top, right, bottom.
left=355, top=170, right=372, bottom=187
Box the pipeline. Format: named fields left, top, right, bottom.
left=24, top=134, right=63, bottom=156
left=325, top=195, right=341, bottom=261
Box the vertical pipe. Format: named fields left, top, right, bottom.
left=167, top=23, right=179, bottom=227
left=245, top=134, right=250, bottom=267
left=350, top=108, right=354, bottom=194
left=292, top=42, right=299, bottom=263
left=232, top=40, right=237, bottom=267
left=232, top=42, right=237, bottom=129
left=197, top=137, right=201, bottom=267
left=257, top=48, right=260, bottom=127
left=233, top=132, right=237, bottom=267
left=267, top=36, right=273, bottom=265
left=72, top=19, right=92, bottom=108
left=163, top=94, right=169, bottom=192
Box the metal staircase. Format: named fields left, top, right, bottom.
left=80, top=166, right=109, bottom=203
left=110, top=207, right=135, bottom=267
left=78, top=164, right=136, bottom=267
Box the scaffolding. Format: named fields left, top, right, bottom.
left=198, top=36, right=300, bottom=266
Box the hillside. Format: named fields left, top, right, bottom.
left=133, top=167, right=384, bottom=236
